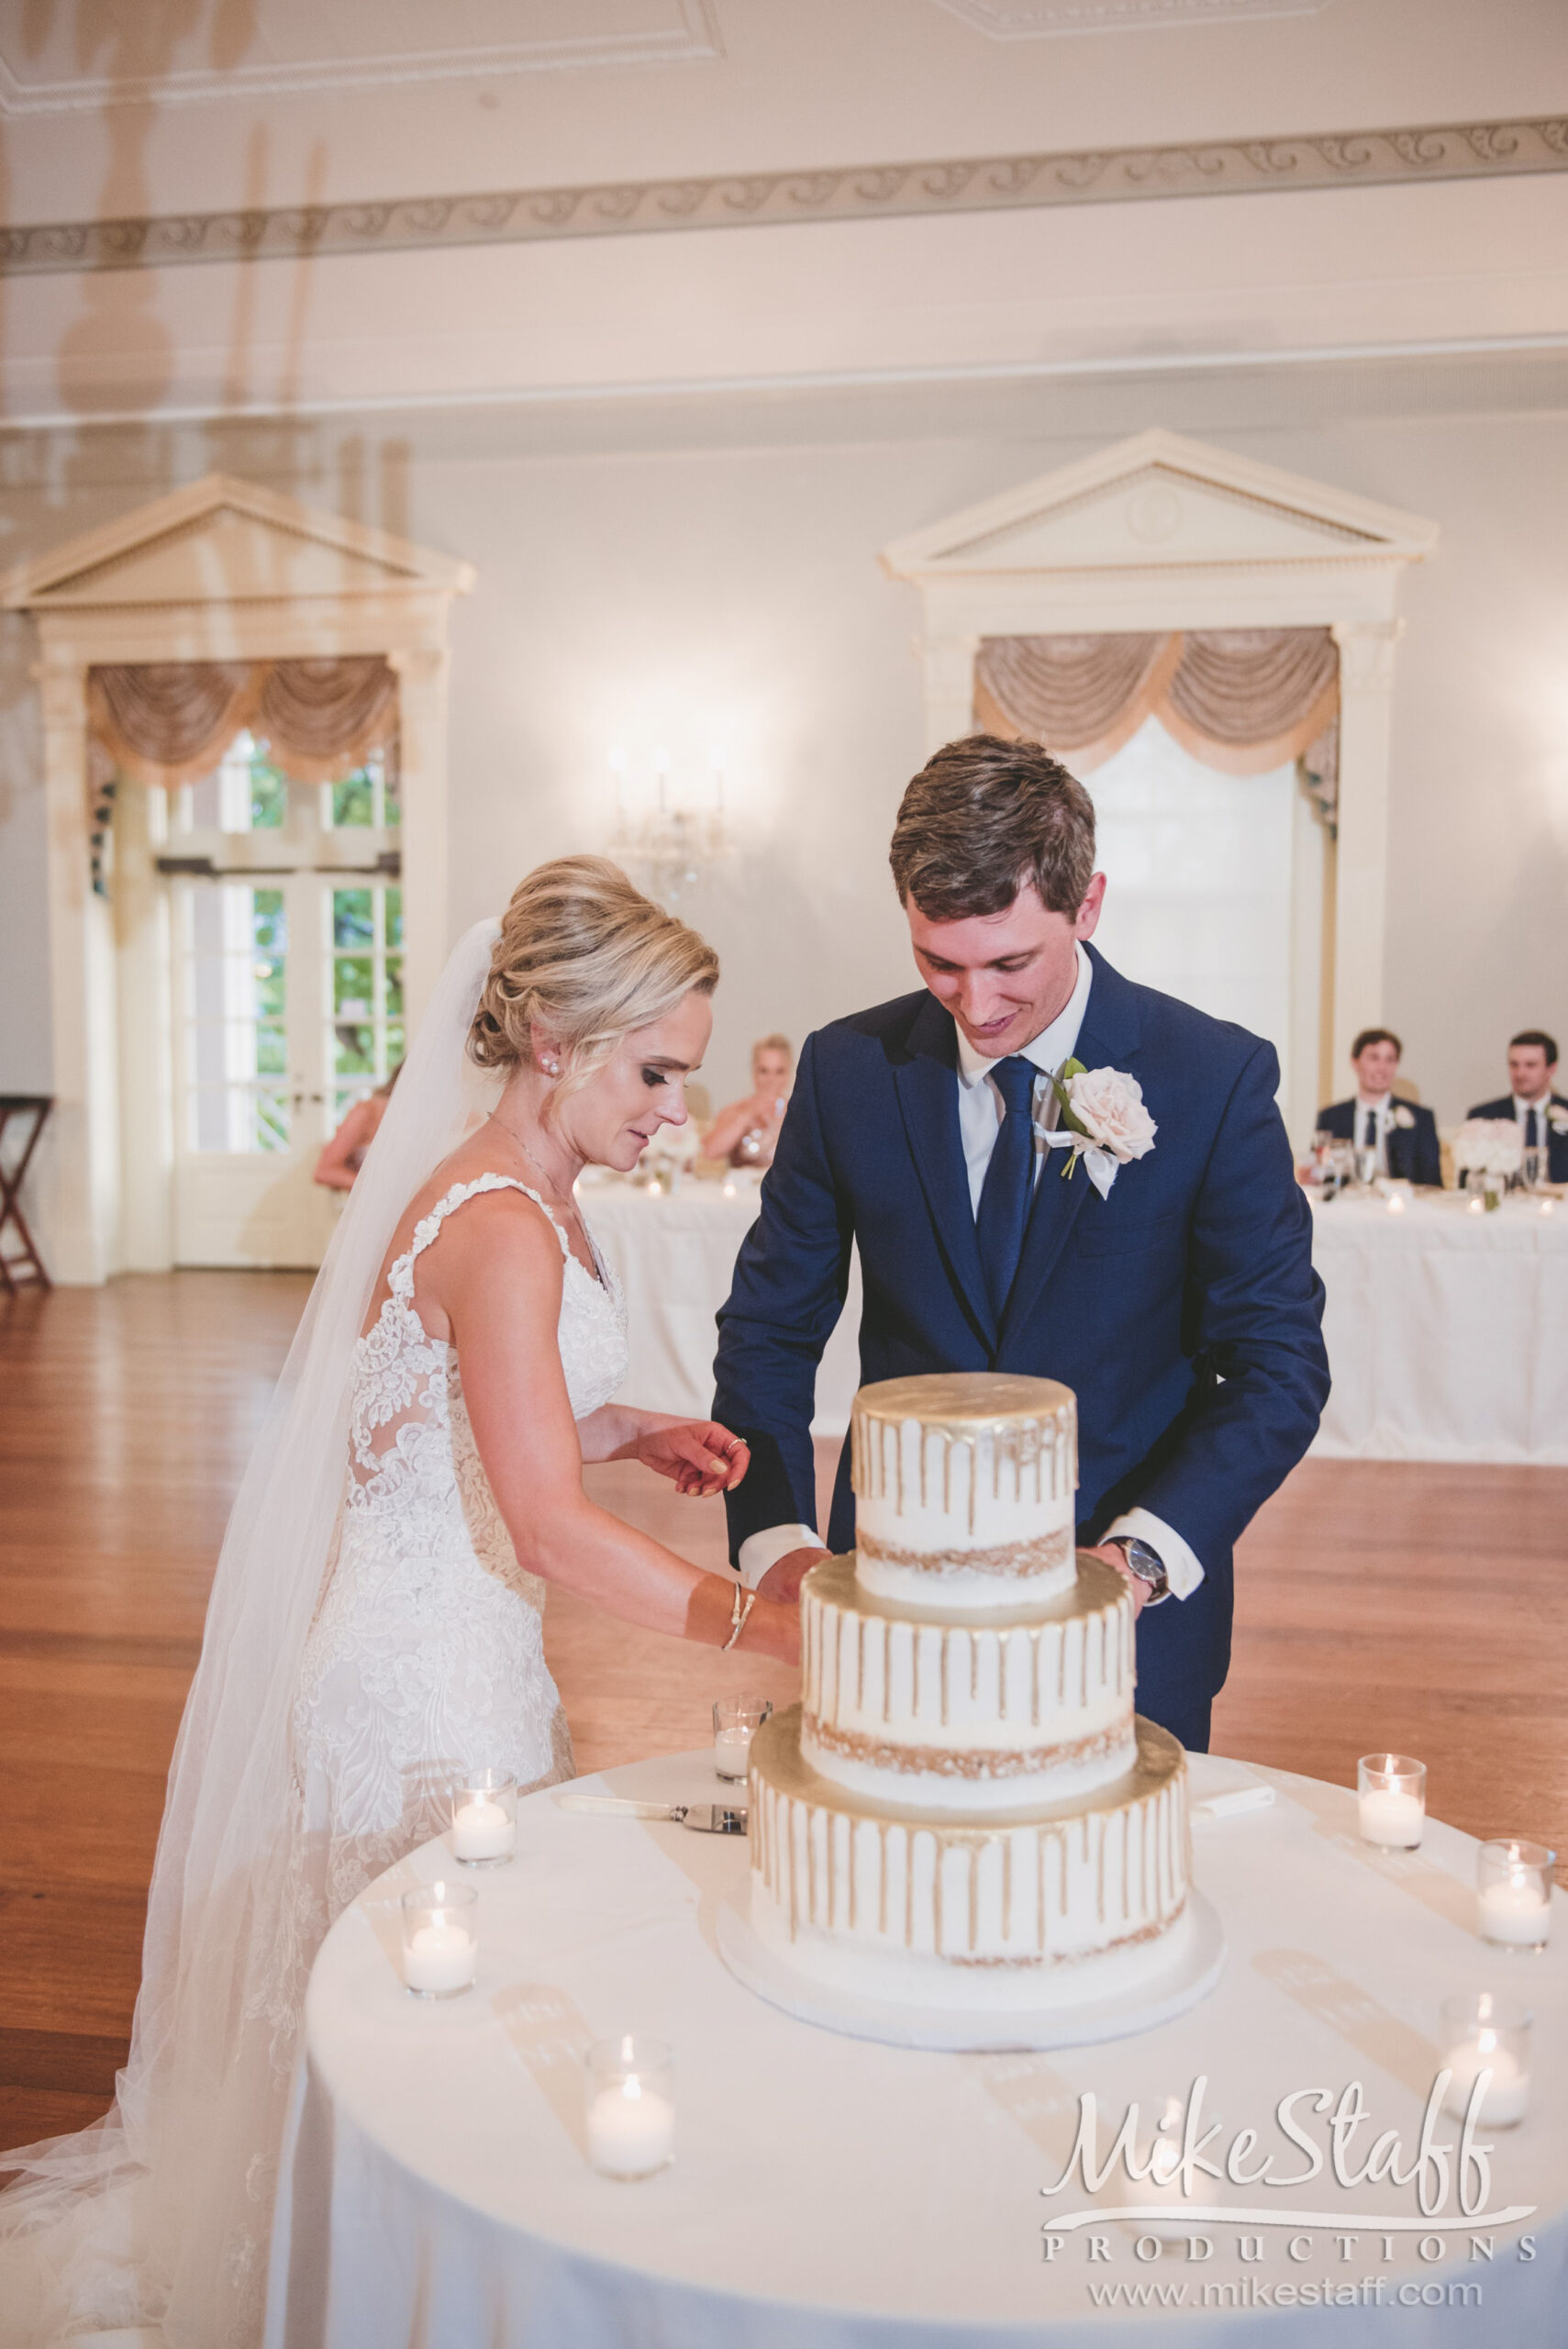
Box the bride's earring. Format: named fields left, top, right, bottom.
left=541, top=1057, right=560, bottom=1075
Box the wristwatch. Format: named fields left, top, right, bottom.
left=1103, top=1534, right=1170, bottom=1606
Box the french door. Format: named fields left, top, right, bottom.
left=164, top=739, right=404, bottom=1267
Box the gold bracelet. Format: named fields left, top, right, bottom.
left=722, top=1581, right=758, bottom=1653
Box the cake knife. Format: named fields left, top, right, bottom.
left=555, top=1792, right=748, bottom=1834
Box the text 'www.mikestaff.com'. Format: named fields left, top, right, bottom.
left=1084, top=2277, right=1485, bottom=2311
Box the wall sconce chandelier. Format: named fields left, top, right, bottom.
left=607, top=742, right=731, bottom=901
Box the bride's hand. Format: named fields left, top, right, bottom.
left=635, top=1419, right=751, bottom=1497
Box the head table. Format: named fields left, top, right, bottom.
left=578, top=1173, right=862, bottom=1435
left=267, top=1748, right=1564, bottom=2348
left=1309, top=1189, right=1568, bottom=1465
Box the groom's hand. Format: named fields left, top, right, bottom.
left=756, top=1546, right=828, bottom=1605
left=1087, top=1542, right=1151, bottom=1616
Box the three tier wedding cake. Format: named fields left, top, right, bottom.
left=743, top=1373, right=1193, bottom=2025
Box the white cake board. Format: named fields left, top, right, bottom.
left=717, top=1889, right=1225, bottom=2053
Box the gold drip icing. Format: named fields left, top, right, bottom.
left=803, top=1713, right=1132, bottom=1779
left=851, top=1374, right=1078, bottom=1533
left=856, top=1526, right=1073, bottom=1578
left=751, top=1710, right=1187, bottom=1965
left=803, top=1558, right=1132, bottom=1743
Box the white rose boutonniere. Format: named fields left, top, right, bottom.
left=1040, top=1060, right=1157, bottom=1199
left=1392, top=1106, right=1416, bottom=1130
left=1549, top=1106, right=1568, bottom=1137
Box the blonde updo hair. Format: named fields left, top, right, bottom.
left=469, top=857, right=718, bottom=1117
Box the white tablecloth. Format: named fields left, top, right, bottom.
left=269, top=1749, right=1566, bottom=2347
left=1310, top=1191, right=1568, bottom=1464
left=580, top=1175, right=862, bottom=1436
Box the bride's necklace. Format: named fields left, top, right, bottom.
left=487, top=1104, right=580, bottom=1217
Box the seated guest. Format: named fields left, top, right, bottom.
left=1318, top=1029, right=1441, bottom=1185
left=313, top=1064, right=402, bottom=1191
left=705, top=1032, right=794, bottom=1169
left=1469, top=1030, right=1568, bottom=1183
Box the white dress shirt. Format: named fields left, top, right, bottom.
left=737, top=944, right=1204, bottom=1600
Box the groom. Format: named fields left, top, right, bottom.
left=713, top=735, right=1329, bottom=1749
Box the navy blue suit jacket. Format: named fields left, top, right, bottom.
left=1468, top=1094, right=1568, bottom=1185
left=1317, top=1097, right=1442, bottom=1187
left=713, top=947, right=1329, bottom=1720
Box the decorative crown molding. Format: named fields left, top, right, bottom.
left=2, top=115, right=1563, bottom=277
left=929, top=0, right=1328, bottom=31
left=0, top=2, right=720, bottom=115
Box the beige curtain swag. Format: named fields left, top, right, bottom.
left=974, top=627, right=1340, bottom=814
left=87, top=655, right=399, bottom=790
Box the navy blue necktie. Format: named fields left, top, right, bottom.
left=1529, top=1107, right=1542, bottom=1152
left=975, top=1056, right=1040, bottom=1325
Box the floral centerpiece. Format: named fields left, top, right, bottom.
left=1451, top=1117, right=1522, bottom=1209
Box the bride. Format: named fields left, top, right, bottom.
left=1, top=857, right=798, bottom=2346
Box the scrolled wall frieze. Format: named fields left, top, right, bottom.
left=2, top=115, right=1564, bottom=278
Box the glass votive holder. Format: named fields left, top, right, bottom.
left=399, top=1879, right=478, bottom=1998
left=1477, top=1840, right=1555, bottom=1952
left=584, top=2034, right=675, bottom=2178
left=450, top=1769, right=517, bottom=1866
left=713, top=1695, right=773, bottom=1781
left=1357, top=1753, right=1427, bottom=1848
left=1439, top=1992, right=1531, bottom=2127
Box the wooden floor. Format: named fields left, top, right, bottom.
left=3, top=1271, right=1565, bottom=2156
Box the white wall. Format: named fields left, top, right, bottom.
left=2, top=353, right=1565, bottom=1138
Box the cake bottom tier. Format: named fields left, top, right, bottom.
left=748, top=1707, right=1189, bottom=2015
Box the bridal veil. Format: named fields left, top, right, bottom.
left=0, top=918, right=501, bottom=2347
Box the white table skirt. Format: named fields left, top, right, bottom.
left=269, top=1749, right=1566, bottom=2348
left=1309, top=1191, right=1568, bottom=1464
left=579, top=1174, right=862, bottom=1437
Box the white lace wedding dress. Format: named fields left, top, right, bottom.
left=0, top=927, right=639, bottom=2347
left=293, top=1172, right=628, bottom=1923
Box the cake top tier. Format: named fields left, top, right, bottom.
left=851, top=1373, right=1077, bottom=1530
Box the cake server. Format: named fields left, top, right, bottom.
left=556, top=1792, right=748, bottom=1834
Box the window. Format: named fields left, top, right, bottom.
left=330, top=884, right=405, bottom=1125
left=1086, top=715, right=1296, bottom=1095
left=180, top=884, right=290, bottom=1152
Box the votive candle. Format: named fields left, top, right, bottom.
left=585, top=2035, right=674, bottom=2178
left=713, top=1695, right=773, bottom=1781
left=1440, top=1993, right=1531, bottom=2127
left=451, top=1770, right=517, bottom=1866
left=1477, top=1840, right=1554, bottom=1951
left=400, top=1880, right=478, bottom=1998
left=1358, top=1754, right=1426, bottom=1848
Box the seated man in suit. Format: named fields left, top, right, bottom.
left=1317, top=1028, right=1441, bottom=1186
left=1469, top=1030, right=1568, bottom=1184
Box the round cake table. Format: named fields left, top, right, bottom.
left=266, top=1752, right=1567, bottom=2347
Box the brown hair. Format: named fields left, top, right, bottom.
left=1351, top=1028, right=1402, bottom=1061
left=888, top=734, right=1096, bottom=920
left=470, top=857, right=718, bottom=1118
left=1510, top=1029, right=1559, bottom=1064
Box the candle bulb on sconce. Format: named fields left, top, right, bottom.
left=602, top=739, right=735, bottom=902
